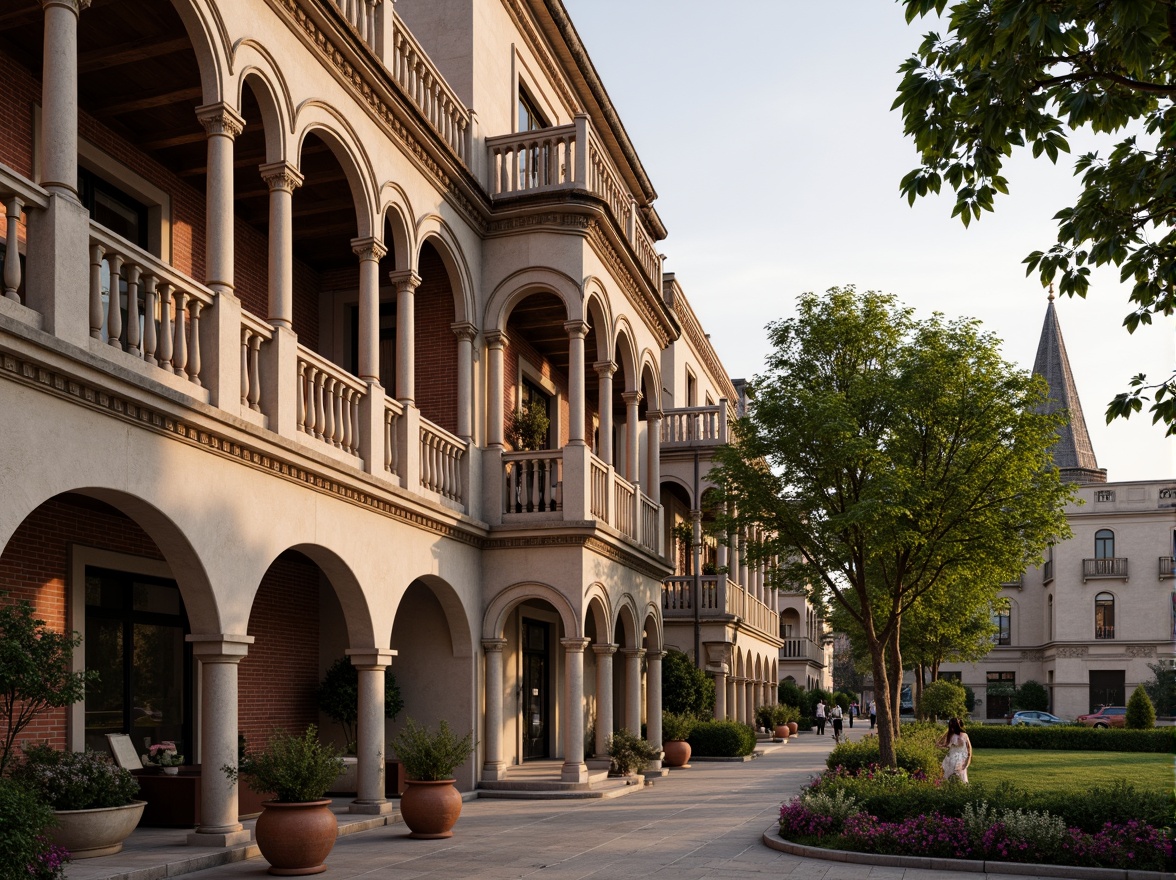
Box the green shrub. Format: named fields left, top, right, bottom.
left=1126, top=683, right=1157, bottom=729
left=966, top=725, right=1173, bottom=752
left=1013, top=680, right=1050, bottom=711
left=0, top=776, right=65, bottom=879
left=227, top=725, right=345, bottom=801
left=688, top=720, right=757, bottom=757
left=754, top=704, right=776, bottom=730
left=1143, top=661, right=1176, bottom=716
left=919, top=680, right=968, bottom=721
left=662, top=650, right=715, bottom=716
left=606, top=728, right=660, bottom=775
left=826, top=726, right=942, bottom=779
left=661, top=711, right=696, bottom=742
left=389, top=718, right=474, bottom=782
left=778, top=680, right=803, bottom=708
left=14, top=744, right=139, bottom=810
left=775, top=704, right=800, bottom=726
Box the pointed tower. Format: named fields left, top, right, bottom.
left=1031, top=289, right=1107, bottom=483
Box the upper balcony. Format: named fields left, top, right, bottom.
left=659, top=402, right=730, bottom=451
left=779, top=637, right=828, bottom=666
left=1082, top=557, right=1129, bottom=582
left=661, top=574, right=778, bottom=642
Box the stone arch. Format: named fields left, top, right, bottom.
left=171, top=0, right=232, bottom=103
left=660, top=474, right=694, bottom=506
left=612, top=318, right=639, bottom=394
left=291, top=102, right=378, bottom=238
left=396, top=574, right=476, bottom=659
left=613, top=595, right=640, bottom=649
left=581, top=277, right=613, bottom=364
left=377, top=182, right=416, bottom=271
left=257, top=543, right=376, bottom=650
left=639, top=350, right=661, bottom=411
left=415, top=216, right=476, bottom=326
left=482, top=582, right=580, bottom=641
left=232, top=42, right=294, bottom=163
left=640, top=603, right=662, bottom=651
left=484, top=267, right=580, bottom=333
left=584, top=583, right=612, bottom=642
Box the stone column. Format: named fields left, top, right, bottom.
left=352, top=238, right=387, bottom=382
left=622, top=391, right=642, bottom=484
left=486, top=330, right=507, bottom=447
left=594, top=361, right=616, bottom=464
left=186, top=634, right=253, bottom=847
left=592, top=643, right=616, bottom=758
left=452, top=322, right=477, bottom=441
left=259, top=161, right=303, bottom=328
left=40, top=0, right=89, bottom=197
left=561, top=638, right=590, bottom=783
left=622, top=647, right=644, bottom=736
left=563, top=320, right=588, bottom=444
left=197, top=104, right=245, bottom=296
left=738, top=531, right=750, bottom=591
left=481, top=639, right=507, bottom=781
left=346, top=649, right=396, bottom=814
left=716, top=503, right=728, bottom=574
left=713, top=668, right=727, bottom=720
left=645, top=650, right=663, bottom=770
left=645, top=410, right=662, bottom=496
left=735, top=677, right=746, bottom=727
left=727, top=676, right=737, bottom=723
left=389, top=270, right=420, bottom=404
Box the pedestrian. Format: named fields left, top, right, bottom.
left=937, top=717, right=972, bottom=783
left=830, top=703, right=844, bottom=743
left=815, top=699, right=826, bottom=735
left=849, top=701, right=858, bottom=728
left=868, top=699, right=876, bottom=729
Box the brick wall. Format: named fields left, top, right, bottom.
left=415, top=244, right=458, bottom=434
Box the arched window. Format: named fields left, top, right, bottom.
left=1095, top=592, right=1115, bottom=639
left=1094, top=529, right=1115, bottom=559
left=992, top=607, right=1011, bottom=645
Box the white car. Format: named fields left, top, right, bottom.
left=1008, top=710, right=1067, bottom=726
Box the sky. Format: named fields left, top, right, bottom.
left=561, top=0, right=1175, bottom=481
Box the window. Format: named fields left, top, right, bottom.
left=1089, top=670, right=1125, bottom=712
left=518, top=88, right=547, bottom=132
left=1095, top=592, right=1115, bottom=639
left=939, top=671, right=962, bottom=683
left=986, top=671, right=1015, bottom=719
left=686, top=369, right=697, bottom=407
left=992, top=608, right=1010, bottom=645
left=79, top=167, right=149, bottom=250
left=1094, top=529, right=1115, bottom=559
left=1047, top=594, right=1053, bottom=641
left=1043, top=543, right=1054, bottom=583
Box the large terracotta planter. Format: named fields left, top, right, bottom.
left=773, top=725, right=791, bottom=740
left=788, top=722, right=799, bottom=736
left=400, top=779, right=462, bottom=839
left=255, top=800, right=337, bottom=875
left=49, top=800, right=146, bottom=858
left=662, top=739, right=691, bottom=767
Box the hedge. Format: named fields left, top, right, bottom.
left=687, top=720, right=757, bottom=757
left=826, top=725, right=943, bottom=778
left=967, top=725, right=1175, bottom=753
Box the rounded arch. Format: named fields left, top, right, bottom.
left=584, top=583, right=612, bottom=642
left=660, top=474, right=694, bottom=507
left=291, top=102, right=378, bottom=238
left=415, top=217, right=476, bottom=325
left=613, top=594, right=640, bottom=649
left=377, top=182, right=416, bottom=271
left=170, top=0, right=231, bottom=103
left=754, top=654, right=763, bottom=682
left=263, top=543, right=376, bottom=650
left=612, top=318, right=639, bottom=393
left=640, top=603, right=662, bottom=651
left=734, top=647, right=745, bottom=678
left=482, top=583, right=580, bottom=641
left=484, top=267, right=580, bottom=333
left=581, top=277, right=614, bottom=364
left=638, top=350, right=661, bottom=411
left=232, top=42, right=295, bottom=162
left=397, top=574, right=475, bottom=659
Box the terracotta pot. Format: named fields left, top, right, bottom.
left=773, top=725, right=791, bottom=740
left=49, top=800, right=146, bottom=858
left=255, top=800, right=337, bottom=875
left=662, top=739, right=691, bottom=767
left=400, top=779, right=462, bottom=839
left=788, top=722, right=799, bottom=736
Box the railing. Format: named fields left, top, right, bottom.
left=589, top=455, right=609, bottom=520
left=239, top=313, right=272, bottom=413
left=586, top=127, right=628, bottom=226
left=503, top=450, right=562, bottom=514
left=390, top=15, right=471, bottom=164
left=1000, top=575, right=1023, bottom=589
left=420, top=418, right=466, bottom=505
left=779, top=637, right=826, bottom=664
left=662, top=575, right=720, bottom=617
left=487, top=122, right=577, bottom=197
left=660, top=404, right=728, bottom=446
left=639, top=492, right=659, bottom=554
left=329, top=0, right=380, bottom=52
left=613, top=472, right=636, bottom=539
left=384, top=396, right=403, bottom=478
left=296, top=345, right=366, bottom=456
left=1082, top=557, right=1129, bottom=581
left=1161, top=557, right=1174, bottom=581
left=88, top=225, right=213, bottom=388
left=0, top=167, right=47, bottom=306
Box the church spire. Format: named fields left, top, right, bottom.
left=1032, top=291, right=1107, bottom=483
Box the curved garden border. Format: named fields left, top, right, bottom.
left=762, top=828, right=1175, bottom=880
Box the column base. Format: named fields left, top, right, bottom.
left=348, top=799, right=396, bottom=815
left=481, top=762, right=508, bottom=782
left=560, top=761, right=589, bottom=784
left=187, top=828, right=252, bottom=847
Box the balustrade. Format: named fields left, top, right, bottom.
left=662, top=575, right=721, bottom=617
left=239, top=314, right=271, bottom=413
left=1082, top=557, right=1129, bottom=581
left=780, top=637, right=825, bottom=663
left=390, top=18, right=471, bottom=163
left=420, top=419, right=465, bottom=505
left=487, top=122, right=577, bottom=197
left=589, top=454, right=609, bottom=520
left=0, top=170, right=45, bottom=306
left=384, top=396, right=403, bottom=479
left=612, top=473, right=635, bottom=539
left=330, top=0, right=378, bottom=49
left=296, top=346, right=365, bottom=456
left=661, top=404, right=728, bottom=446
left=503, top=451, right=562, bottom=514
left=639, top=491, right=659, bottom=554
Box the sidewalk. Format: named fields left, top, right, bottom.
left=70, top=727, right=1040, bottom=880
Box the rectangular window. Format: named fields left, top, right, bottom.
left=1088, top=670, right=1125, bottom=712
left=79, top=167, right=149, bottom=250
left=986, top=671, right=1015, bottom=719
left=992, top=609, right=1010, bottom=645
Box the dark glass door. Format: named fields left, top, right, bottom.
left=1089, top=670, right=1125, bottom=712
left=522, top=620, right=549, bottom=760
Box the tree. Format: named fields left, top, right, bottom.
left=714, top=288, right=1072, bottom=767
left=1126, top=683, right=1157, bottom=729
left=316, top=657, right=404, bottom=753
left=661, top=650, right=715, bottom=717
left=895, top=1, right=1176, bottom=434
left=1014, top=680, right=1050, bottom=712
left=0, top=596, right=96, bottom=774
left=832, top=633, right=868, bottom=697
left=1142, top=661, right=1176, bottom=717
left=919, top=679, right=968, bottom=721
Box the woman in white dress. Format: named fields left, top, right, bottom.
left=937, top=717, right=971, bottom=783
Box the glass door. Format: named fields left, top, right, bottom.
left=521, top=620, right=549, bottom=760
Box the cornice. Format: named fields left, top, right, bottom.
left=483, top=531, right=669, bottom=580
left=585, top=220, right=675, bottom=348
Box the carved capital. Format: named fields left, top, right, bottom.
left=351, top=236, right=387, bottom=263
left=592, top=642, right=618, bottom=657
left=482, top=638, right=508, bottom=654
left=620, top=647, right=646, bottom=660
left=485, top=329, right=509, bottom=350
left=196, top=103, right=245, bottom=139
left=621, top=390, right=643, bottom=407
left=560, top=637, right=591, bottom=653
left=388, top=269, right=421, bottom=294
left=345, top=648, right=396, bottom=669
left=259, top=160, right=304, bottom=193
left=451, top=321, right=478, bottom=342
left=563, top=319, right=589, bottom=339
left=594, top=360, right=617, bottom=378
left=645, top=410, right=663, bottom=422
left=42, top=0, right=90, bottom=14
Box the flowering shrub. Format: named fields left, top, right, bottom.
left=825, top=727, right=942, bottom=778
left=778, top=800, right=840, bottom=839
left=1, top=777, right=68, bottom=880
left=840, top=811, right=976, bottom=859
left=14, top=744, right=139, bottom=810
left=799, top=788, right=859, bottom=824
left=963, top=801, right=1066, bottom=861
left=28, top=841, right=69, bottom=880
left=146, top=741, right=184, bottom=767
left=1062, top=821, right=1174, bottom=872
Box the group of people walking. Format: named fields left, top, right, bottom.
left=814, top=698, right=879, bottom=740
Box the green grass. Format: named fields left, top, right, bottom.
left=970, top=748, right=1174, bottom=795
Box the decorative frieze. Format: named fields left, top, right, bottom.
left=1057, top=645, right=1089, bottom=658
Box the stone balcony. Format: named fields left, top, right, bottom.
left=779, top=637, right=827, bottom=666
left=662, top=574, right=778, bottom=641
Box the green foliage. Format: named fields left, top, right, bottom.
left=777, top=680, right=803, bottom=708
left=826, top=728, right=943, bottom=779
left=606, top=728, right=660, bottom=775
left=0, top=597, right=97, bottom=774
left=14, top=744, right=140, bottom=810
left=755, top=704, right=797, bottom=730
left=226, top=725, right=345, bottom=802
left=661, top=650, right=714, bottom=717
left=831, top=691, right=852, bottom=713
left=505, top=399, right=550, bottom=450
left=1143, top=661, right=1176, bottom=716
left=1013, top=680, right=1050, bottom=712
left=687, top=720, right=757, bottom=757
left=316, top=657, right=404, bottom=753
left=895, top=0, right=1176, bottom=434
left=660, top=711, right=696, bottom=742
left=775, top=704, right=800, bottom=726
left=967, top=725, right=1173, bottom=753
left=389, top=717, right=473, bottom=782
left=919, top=679, right=968, bottom=721
left=0, top=777, right=63, bottom=880
left=1126, top=683, right=1157, bottom=729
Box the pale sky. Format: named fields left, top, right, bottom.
left=562, top=0, right=1175, bottom=481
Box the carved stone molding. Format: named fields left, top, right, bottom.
left=1057, top=645, right=1089, bottom=658
left=1127, top=645, right=1156, bottom=658
left=1020, top=650, right=1045, bottom=661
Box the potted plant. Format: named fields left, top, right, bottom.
left=316, top=658, right=404, bottom=793
left=224, top=725, right=344, bottom=875
left=389, top=718, right=473, bottom=839
left=14, top=744, right=144, bottom=858
left=774, top=704, right=800, bottom=738
left=606, top=728, right=660, bottom=779
left=505, top=398, right=550, bottom=451
left=660, top=712, right=695, bottom=768
left=145, top=741, right=184, bottom=775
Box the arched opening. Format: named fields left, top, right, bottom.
left=1094, top=591, right=1115, bottom=640
left=411, top=241, right=459, bottom=434
left=503, top=291, right=572, bottom=451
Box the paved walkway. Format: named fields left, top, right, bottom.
left=127, top=726, right=1039, bottom=880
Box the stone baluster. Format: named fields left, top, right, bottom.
left=172, top=290, right=189, bottom=377
left=124, top=264, right=141, bottom=357
left=157, top=283, right=174, bottom=368
left=240, top=328, right=252, bottom=408
left=141, top=274, right=157, bottom=365
left=190, top=298, right=204, bottom=382
left=105, top=253, right=124, bottom=348
left=3, top=197, right=23, bottom=302
left=88, top=243, right=105, bottom=338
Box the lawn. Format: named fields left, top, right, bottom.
left=970, top=748, right=1174, bottom=795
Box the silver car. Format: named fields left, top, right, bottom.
left=1009, top=710, right=1066, bottom=726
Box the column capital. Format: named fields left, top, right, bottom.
left=196, top=103, right=245, bottom=139
left=560, top=637, right=591, bottom=653
left=620, top=647, right=646, bottom=659
left=451, top=321, right=478, bottom=342
left=42, top=0, right=90, bottom=13
left=621, top=390, right=643, bottom=407
left=351, top=236, right=388, bottom=262
left=485, top=329, right=509, bottom=350
left=345, top=648, right=396, bottom=668
left=259, top=160, right=304, bottom=193
left=186, top=633, right=254, bottom=661
left=482, top=638, right=508, bottom=653
left=645, top=410, right=663, bottom=422
left=388, top=269, right=421, bottom=292
left=594, top=360, right=617, bottom=378
left=645, top=650, right=666, bottom=661
left=563, top=319, right=589, bottom=339
left=592, top=642, right=618, bottom=656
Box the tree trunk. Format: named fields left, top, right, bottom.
left=914, top=663, right=925, bottom=720
left=887, top=621, right=903, bottom=742
left=866, top=637, right=897, bottom=767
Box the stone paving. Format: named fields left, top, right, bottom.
left=91, top=725, right=1040, bottom=880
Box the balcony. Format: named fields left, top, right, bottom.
left=661, top=575, right=778, bottom=640
left=1082, top=557, right=1129, bottom=582
left=779, top=637, right=827, bottom=666
left=660, top=403, right=730, bottom=449
left=1160, top=557, right=1174, bottom=581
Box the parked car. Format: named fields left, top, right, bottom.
left=1008, top=710, right=1067, bottom=726
left=1076, top=706, right=1128, bottom=728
